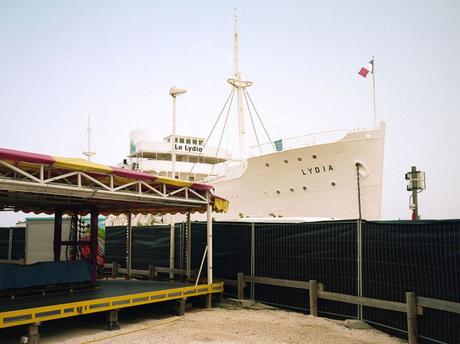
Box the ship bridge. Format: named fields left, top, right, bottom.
left=130, top=135, right=230, bottom=164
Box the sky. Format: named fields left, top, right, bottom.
left=0, top=0, right=459, bottom=225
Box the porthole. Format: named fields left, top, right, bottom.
left=284, top=159, right=288, bottom=164
left=290, top=187, right=294, bottom=192
left=302, top=185, right=307, bottom=191
left=265, top=163, right=270, bottom=167
left=331, top=182, right=336, bottom=187
left=276, top=190, right=281, bottom=195
left=312, top=155, right=317, bottom=159
left=297, top=157, right=302, bottom=161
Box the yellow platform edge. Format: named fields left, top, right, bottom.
left=0, top=282, right=224, bottom=328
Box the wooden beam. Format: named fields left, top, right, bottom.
left=245, top=275, right=312, bottom=290
left=417, top=296, right=460, bottom=315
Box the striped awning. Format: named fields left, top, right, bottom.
left=0, top=147, right=228, bottom=215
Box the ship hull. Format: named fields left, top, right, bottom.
left=211, top=123, right=385, bottom=220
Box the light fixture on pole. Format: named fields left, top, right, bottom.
left=169, top=86, right=187, bottom=179
left=405, top=166, right=426, bottom=220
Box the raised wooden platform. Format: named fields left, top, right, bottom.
left=0, top=279, right=223, bottom=328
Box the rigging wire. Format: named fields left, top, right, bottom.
left=188, top=88, right=235, bottom=175
left=209, top=89, right=235, bottom=177
left=243, top=90, right=262, bottom=155
left=245, top=90, right=276, bottom=152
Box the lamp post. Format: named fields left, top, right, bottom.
left=169, top=86, right=187, bottom=179
left=168, top=86, right=186, bottom=281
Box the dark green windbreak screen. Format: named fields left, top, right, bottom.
left=105, top=219, right=460, bottom=343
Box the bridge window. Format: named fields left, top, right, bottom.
left=179, top=138, right=184, bottom=143
left=186, top=139, right=191, bottom=144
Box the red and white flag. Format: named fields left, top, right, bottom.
left=358, top=59, right=374, bottom=78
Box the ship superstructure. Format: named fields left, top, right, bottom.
left=114, top=12, right=385, bottom=224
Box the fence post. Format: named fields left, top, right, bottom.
left=250, top=222, right=255, bottom=300
left=237, top=273, right=245, bottom=300
left=309, top=280, right=318, bottom=316
left=148, top=264, right=155, bottom=280
left=406, top=292, right=418, bottom=344
left=112, top=261, right=118, bottom=278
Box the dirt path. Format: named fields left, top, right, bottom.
left=46, top=306, right=402, bottom=344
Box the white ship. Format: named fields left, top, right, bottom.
left=118, top=14, right=385, bottom=222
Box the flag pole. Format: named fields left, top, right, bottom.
left=372, top=55, right=377, bottom=126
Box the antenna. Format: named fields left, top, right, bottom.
left=227, top=9, right=252, bottom=161
left=83, top=114, right=96, bottom=161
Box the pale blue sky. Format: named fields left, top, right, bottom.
left=0, top=0, right=459, bottom=225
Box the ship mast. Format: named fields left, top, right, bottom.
left=83, top=114, right=95, bottom=162
left=227, top=9, right=252, bottom=161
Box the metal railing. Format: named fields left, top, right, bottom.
left=248, top=128, right=349, bottom=156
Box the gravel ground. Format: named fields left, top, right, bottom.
left=36, top=303, right=403, bottom=344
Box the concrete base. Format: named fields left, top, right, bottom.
left=27, top=323, right=40, bottom=344
left=107, top=310, right=120, bottom=331
left=175, top=299, right=186, bottom=316
left=343, top=319, right=373, bottom=330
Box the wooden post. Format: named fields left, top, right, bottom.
left=406, top=292, right=418, bottom=344
left=206, top=195, right=213, bottom=285
left=237, top=272, right=245, bottom=300
left=112, top=262, right=118, bottom=278
left=309, top=280, right=318, bottom=316
left=53, top=209, right=63, bottom=261
left=170, top=222, right=175, bottom=280
left=148, top=264, right=155, bottom=280
left=205, top=294, right=212, bottom=309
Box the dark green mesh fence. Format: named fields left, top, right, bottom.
left=105, top=219, right=460, bottom=343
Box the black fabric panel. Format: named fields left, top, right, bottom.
left=104, top=226, right=127, bottom=268
left=190, top=222, right=251, bottom=283
left=0, top=227, right=25, bottom=260
left=105, top=219, right=460, bottom=343
left=363, top=220, right=460, bottom=344
left=0, top=228, right=10, bottom=259
left=12, top=227, right=25, bottom=260
left=174, top=224, right=184, bottom=270
left=253, top=221, right=357, bottom=318
left=190, top=223, right=207, bottom=271
left=131, top=225, right=170, bottom=270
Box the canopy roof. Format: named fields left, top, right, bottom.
left=0, top=147, right=228, bottom=216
